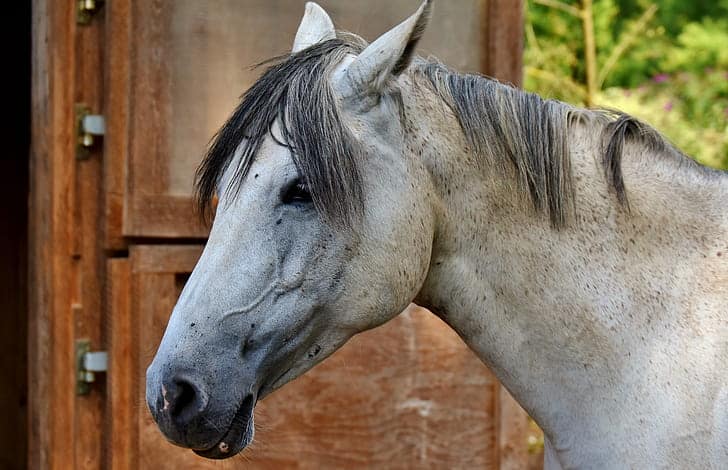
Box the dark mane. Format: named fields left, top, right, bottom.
left=196, top=35, right=706, bottom=229
left=596, top=110, right=711, bottom=209
left=417, top=62, right=710, bottom=227
left=418, top=62, right=575, bottom=226
left=195, top=38, right=366, bottom=226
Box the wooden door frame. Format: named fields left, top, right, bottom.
left=482, top=0, right=524, bottom=87
left=30, top=2, right=73, bottom=467
left=30, top=1, right=107, bottom=468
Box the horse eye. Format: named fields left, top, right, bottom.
left=282, top=180, right=312, bottom=204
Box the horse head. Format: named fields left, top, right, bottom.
left=146, top=1, right=437, bottom=459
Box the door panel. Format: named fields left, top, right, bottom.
left=111, top=0, right=486, bottom=238
left=108, top=245, right=507, bottom=468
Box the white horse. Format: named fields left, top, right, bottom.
left=146, top=1, right=728, bottom=467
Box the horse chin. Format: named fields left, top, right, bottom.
left=193, top=394, right=256, bottom=460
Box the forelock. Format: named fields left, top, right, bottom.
left=194, top=36, right=367, bottom=227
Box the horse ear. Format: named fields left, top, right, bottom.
left=292, top=2, right=336, bottom=53
left=343, top=0, right=432, bottom=95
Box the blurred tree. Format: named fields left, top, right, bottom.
left=525, top=0, right=728, bottom=169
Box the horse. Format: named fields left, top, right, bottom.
left=145, top=1, right=728, bottom=467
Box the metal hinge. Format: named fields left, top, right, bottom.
left=77, top=0, right=105, bottom=25
left=75, top=103, right=106, bottom=160
left=76, top=339, right=108, bottom=395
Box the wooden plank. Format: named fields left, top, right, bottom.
left=107, top=258, right=136, bottom=470
left=29, top=1, right=77, bottom=469
left=129, top=0, right=172, bottom=193
left=131, top=245, right=203, bottom=274
left=123, top=0, right=174, bottom=238
left=103, top=0, right=131, bottom=250
left=127, top=195, right=207, bottom=239
left=74, top=7, right=107, bottom=469
left=134, top=258, right=201, bottom=469
left=482, top=0, right=524, bottom=86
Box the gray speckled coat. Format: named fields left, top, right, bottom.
left=147, top=2, right=728, bottom=467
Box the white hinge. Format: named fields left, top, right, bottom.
left=76, top=339, right=108, bottom=395
left=75, top=103, right=106, bottom=160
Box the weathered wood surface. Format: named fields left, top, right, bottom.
left=30, top=1, right=78, bottom=469
left=30, top=1, right=107, bottom=468
left=107, top=259, right=135, bottom=470
left=75, top=7, right=107, bottom=469
left=103, top=0, right=131, bottom=250
left=482, top=0, right=524, bottom=87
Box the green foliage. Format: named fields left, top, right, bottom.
left=525, top=0, right=728, bottom=169
left=600, top=70, right=728, bottom=169
left=661, top=19, right=728, bottom=73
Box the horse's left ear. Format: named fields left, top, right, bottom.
left=292, top=2, right=336, bottom=53
left=342, top=0, right=432, bottom=96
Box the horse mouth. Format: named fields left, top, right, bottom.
left=193, top=394, right=256, bottom=460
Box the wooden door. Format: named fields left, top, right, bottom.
left=109, top=246, right=508, bottom=468
left=32, top=1, right=535, bottom=469
left=106, top=0, right=488, bottom=239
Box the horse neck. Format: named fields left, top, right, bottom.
left=411, top=91, right=728, bottom=459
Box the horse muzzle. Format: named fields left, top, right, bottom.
left=145, top=363, right=258, bottom=459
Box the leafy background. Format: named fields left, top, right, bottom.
left=525, top=0, right=728, bottom=169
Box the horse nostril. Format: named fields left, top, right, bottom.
left=165, top=376, right=208, bottom=426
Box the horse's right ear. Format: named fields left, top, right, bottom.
left=340, top=0, right=432, bottom=97
left=292, top=2, right=336, bottom=53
